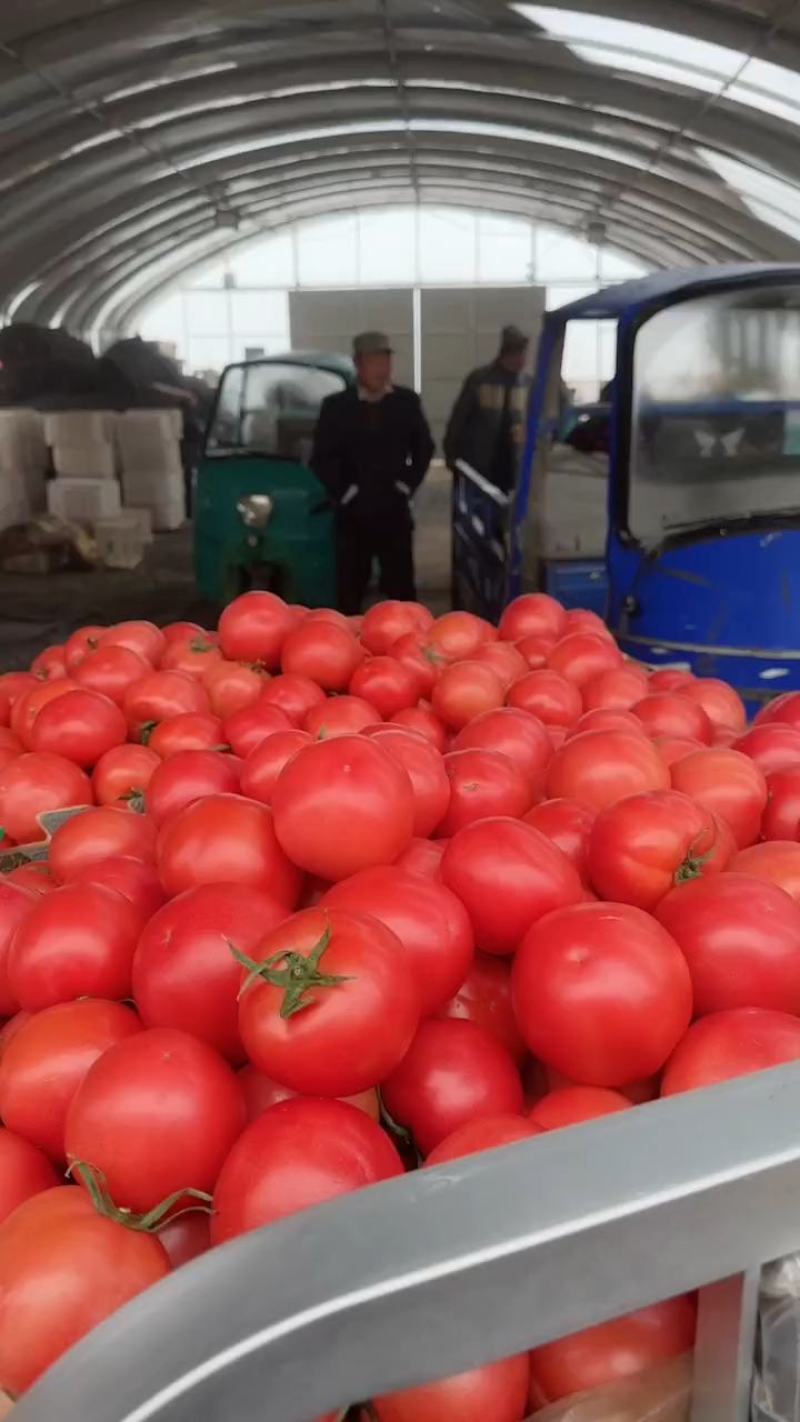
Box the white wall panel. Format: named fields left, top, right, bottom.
left=289, top=289, right=414, bottom=389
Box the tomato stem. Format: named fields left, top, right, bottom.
left=189, top=639, right=216, bottom=653
left=230, top=924, right=352, bottom=1018
left=139, top=721, right=158, bottom=746
left=120, top=788, right=146, bottom=814
left=67, top=1162, right=214, bottom=1233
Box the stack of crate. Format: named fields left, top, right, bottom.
left=0, top=411, right=49, bottom=529
left=116, top=409, right=185, bottom=532
left=44, top=411, right=122, bottom=525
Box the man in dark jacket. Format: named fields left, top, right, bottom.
left=311, top=331, right=434, bottom=614
left=443, top=326, right=532, bottom=492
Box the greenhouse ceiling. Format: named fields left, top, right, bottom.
left=1, top=0, right=800, bottom=339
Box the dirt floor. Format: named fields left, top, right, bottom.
left=0, top=466, right=452, bottom=670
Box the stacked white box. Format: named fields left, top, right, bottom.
left=0, top=410, right=48, bottom=513
left=47, top=479, right=121, bottom=524
left=44, top=410, right=119, bottom=483
left=116, top=410, right=183, bottom=476
left=121, top=469, right=184, bottom=532
left=0, top=466, right=33, bottom=531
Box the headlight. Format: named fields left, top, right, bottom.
left=237, top=494, right=274, bottom=529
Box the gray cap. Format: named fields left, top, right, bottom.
left=353, top=330, right=394, bottom=358
left=499, top=324, right=529, bottom=354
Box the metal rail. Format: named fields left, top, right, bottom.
left=16, top=1062, right=800, bottom=1422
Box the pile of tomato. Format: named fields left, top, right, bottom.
left=2, top=591, right=800, bottom=1420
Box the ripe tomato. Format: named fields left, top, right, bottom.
left=431, top=660, right=504, bottom=731
left=733, top=724, right=800, bottom=776
left=395, top=836, right=447, bottom=879
left=374, top=1355, right=530, bottom=1422
left=582, top=664, right=650, bottom=711
left=392, top=703, right=447, bottom=750
left=0, top=1011, right=30, bottom=1059
left=5, top=866, right=54, bottom=896
left=258, top=672, right=326, bottom=726
left=428, top=611, right=496, bottom=662
left=218, top=590, right=298, bottom=667
left=586, top=790, right=733, bottom=911
left=322, top=867, right=474, bottom=1016
left=453, top=707, right=551, bottom=794
left=425, top=1113, right=538, bottom=1165
left=442, top=818, right=583, bottom=956
left=72, top=856, right=165, bottom=924
left=202, top=660, right=265, bottom=719
left=0, top=1129, right=58, bottom=1224
left=0, top=1186, right=168, bottom=1396
left=161, top=621, right=208, bottom=646
left=66, top=1027, right=245, bottom=1212
left=631, top=693, right=712, bottom=744
left=350, top=656, right=421, bottom=718
left=272, top=736, right=414, bottom=881
left=92, top=743, right=160, bottom=806
left=237, top=906, right=419, bottom=1095
left=670, top=747, right=767, bottom=848
left=523, top=799, right=596, bottom=883
left=28, top=688, right=127, bottom=768
left=654, top=736, right=703, bottom=768
left=7, top=883, right=141, bottom=1011
left=124, top=670, right=210, bottom=740
left=649, top=669, right=694, bottom=692
left=499, top=592, right=566, bottom=643
left=661, top=1007, right=800, bottom=1095
left=527, top=1085, right=631, bottom=1133
left=388, top=631, right=442, bottom=700
left=364, top=727, right=450, bottom=837
left=0, top=753, right=92, bottom=843
left=157, top=1211, right=211, bottom=1270
left=657, top=872, right=800, bottom=1015
left=237, top=1065, right=379, bottom=1124
left=563, top=608, right=613, bottom=639
left=731, top=841, right=800, bottom=901
left=0, top=999, right=141, bottom=1160
left=762, top=768, right=800, bottom=840
left=507, top=669, right=582, bottom=729
left=132, top=882, right=288, bottom=1061
left=98, top=620, right=165, bottom=665
left=148, top=711, right=225, bottom=757
left=0, top=673, right=36, bottom=728
left=382, top=1018, right=523, bottom=1154
left=239, top=730, right=311, bottom=805
left=755, top=692, right=800, bottom=730
left=304, top=695, right=377, bottom=738
left=74, top=645, right=152, bottom=707
left=0, top=881, right=37, bottom=1016
left=529, top=1297, right=696, bottom=1406
left=547, top=633, right=623, bottom=687
left=223, top=700, right=292, bottom=757
left=568, top=708, right=646, bottom=739
left=160, top=636, right=222, bottom=680
left=472, top=640, right=529, bottom=690
left=12, top=678, right=77, bottom=748
left=64, top=625, right=104, bottom=672
left=281, top=620, right=364, bottom=691
left=513, top=902, right=692, bottom=1086
left=30, top=645, right=67, bottom=681
left=49, top=805, right=157, bottom=883
left=440, top=951, right=527, bottom=1063
left=437, top=750, right=533, bottom=836
left=515, top=634, right=557, bottom=669
left=361, top=599, right=433, bottom=654
left=158, top=793, right=301, bottom=903
left=145, top=749, right=241, bottom=827
left=546, top=730, right=670, bottom=810
left=212, top=1097, right=402, bottom=1245
left=681, top=677, right=746, bottom=732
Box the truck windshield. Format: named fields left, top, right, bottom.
left=208, top=362, right=347, bottom=462
left=629, top=283, right=800, bottom=545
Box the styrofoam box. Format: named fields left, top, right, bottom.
left=47, top=478, right=121, bottom=524
left=0, top=467, right=32, bottom=531
left=116, top=411, right=183, bottom=477
left=44, top=411, right=116, bottom=447
left=53, top=443, right=118, bottom=480
left=94, top=513, right=149, bottom=569
left=122, top=472, right=185, bottom=532
left=118, top=408, right=183, bottom=440
left=0, top=412, right=48, bottom=510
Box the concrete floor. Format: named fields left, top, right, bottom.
left=0, top=466, right=452, bottom=669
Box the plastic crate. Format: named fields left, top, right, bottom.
left=93, top=512, right=149, bottom=569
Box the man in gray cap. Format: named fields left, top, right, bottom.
left=443, top=325, right=532, bottom=492
left=311, top=331, right=434, bottom=613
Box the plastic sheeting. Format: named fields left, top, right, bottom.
left=752, top=1257, right=800, bottom=1422
left=530, top=1356, right=692, bottom=1422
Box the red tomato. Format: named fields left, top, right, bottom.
left=5, top=866, right=54, bottom=896
left=202, top=660, right=265, bottom=719
left=392, top=703, right=447, bottom=751
left=661, top=1007, right=800, bottom=1095
left=425, top=1113, right=538, bottom=1165
left=681, top=677, right=746, bottom=732
left=212, top=1097, right=402, bottom=1245
left=0, top=728, right=21, bottom=757
left=64, top=625, right=104, bottom=672
left=437, top=750, right=534, bottom=837
left=453, top=707, right=551, bottom=794
left=582, top=664, right=650, bottom=711
left=0, top=1187, right=168, bottom=1396
left=0, top=999, right=141, bottom=1160
left=631, top=693, right=712, bottom=744
left=364, top=727, right=450, bottom=837
left=507, top=669, right=582, bottom=729
left=92, top=743, right=160, bottom=807
left=0, top=1128, right=58, bottom=1223
left=731, top=841, right=800, bottom=901
left=124, top=670, right=210, bottom=741
left=12, top=679, right=77, bottom=748
left=322, top=866, right=474, bottom=1016
left=515, top=634, right=557, bottom=669
left=7, top=883, right=141, bottom=1011
left=499, top=592, right=566, bottom=643
left=670, top=747, right=767, bottom=848
left=148, top=711, right=226, bottom=757
left=529, top=1298, right=696, bottom=1406
left=72, top=855, right=165, bottom=923
left=0, top=881, right=37, bottom=1016
left=145, top=749, right=241, bottom=827
left=382, top=1018, right=522, bottom=1155
left=431, top=660, right=504, bottom=731
left=350, top=656, right=421, bottom=718
left=28, top=688, right=127, bottom=768
left=0, top=753, right=92, bottom=844
left=160, top=638, right=222, bottom=681
left=472, top=640, right=529, bottom=690
left=74, top=645, right=152, bottom=707
left=568, top=708, right=646, bottom=739
left=395, top=836, right=447, bottom=879
left=527, top=1085, right=631, bottom=1133
left=49, top=805, right=157, bottom=883
left=305, top=607, right=350, bottom=629
left=304, top=695, right=377, bottom=739
left=375, top=1356, right=529, bottom=1422
left=218, top=590, right=298, bottom=667
left=562, top=608, right=613, bottom=639
left=654, top=735, right=703, bottom=768
left=755, top=692, right=800, bottom=729
left=272, top=736, right=414, bottom=881
left=258, top=673, right=325, bottom=726
left=656, top=872, right=800, bottom=1015
left=547, top=633, right=623, bottom=688
left=281, top=620, right=364, bottom=691
left=440, top=951, right=527, bottom=1064
left=587, top=790, right=733, bottom=910
left=428, top=611, right=496, bottom=662
left=66, top=1028, right=245, bottom=1212
left=161, top=621, right=208, bottom=646
left=132, top=882, right=288, bottom=1061
left=237, top=1064, right=379, bottom=1124
left=513, top=902, right=692, bottom=1086
left=733, top=723, right=800, bottom=776
left=223, top=701, right=291, bottom=758
left=239, top=730, right=311, bottom=805
left=388, top=631, right=442, bottom=700
left=762, top=767, right=800, bottom=840
left=649, top=669, right=694, bottom=692
left=0, top=1011, right=30, bottom=1058
left=30, top=645, right=67, bottom=681
left=237, top=906, right=419, bottom=1095
left=98, top=620, right=165, bottom=665
left=546, top=730, right=670, bottom=811
left=158, top=793, right=301, bottom=903
left=361, top=599, right=434, bottom=654
left=157, top=1211, right=211, bottom=1270
left=0, top=673, right=36, bottom=728
left=442, top=818, right=583, bottom=956
left=523, top=798, right=596, bottom=883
